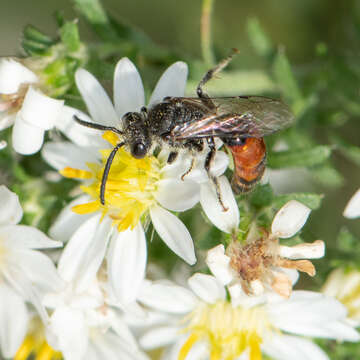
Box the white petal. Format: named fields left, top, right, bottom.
left=108, top=223, right=147, bottom=304
left=114, top=58, right=145, bottom=117
left=12, top=114, right=45, bottom=154
left=155, top=178, right=199, bottom=212
left=271, top=200, right=311, bottom=238
left=188, top=273, right=226, bottom=303
left=0, top=283, right=28, bottom=358
left=57, top=214, right=112, bottom=289
left=3, top=263, right=49, bottom=322
left=15, top=249, right=64, bottom=292
left=75, top=68, right=119, bottom=126
left=139, top=326, right=179, bottom=349
left=138, top=280, right=197, bottom=314
left=0, top=185, right=23, bottom=225
left=49, top=307, right=88, bottom=360
left=150, top=205, right=196, bottom=265
left=279, top=240, right=325, bottom=259
left=20, top=86, right=64, bottom=129
left=0, top=58, right=38, bottom=94
left=42, top=141, right=100, bottom=171
left=343, top=188, right=360, bottom=219
left=49, top=195, right=93, bottom=242
left=0, top=225, right=62, bottom=249
left=89, top=331, right=148, bottom=360
left=200, top=176, right=239, bottom=233
left=56, top=106, right=108, bottom=147
left=262, top=334, right=329, bottom=360
left=148, top=61, right=188, bottom=107
left=108, top=312, right=138, bottom=349
left=206, top=244, right=234, bottom=285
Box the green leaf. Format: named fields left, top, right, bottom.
left=330, top=133, right=360, bottom=166
left=60, top=21, right=81, bottom=52
left=273, top=193, right=324, bottom=210
left=23, top=25, right=54, bottom=46
left=246, top=18, right=273, bottom=58
left=249, top=184, right=274, bottom=208
left=272, top=49, right=310, bottom=116
left=337, top=227, right=360, bottom=252
left=310, top=163, right=344, bottom=187
left=73, top=0, right=118, bottom=41
left=268, top=146, right=332, bottom=168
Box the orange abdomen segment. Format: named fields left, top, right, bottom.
left=226, top=138, right=266, bottom=193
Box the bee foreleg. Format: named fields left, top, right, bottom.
left=205, top=137, right=229, bottom=212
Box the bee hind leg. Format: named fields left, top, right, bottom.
left=205, top=138, right=228, bottom=212
left=197, top=48, right=239, bottom=109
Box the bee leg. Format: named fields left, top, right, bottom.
left=100, top=142, right=125, bottom=205
left=181, top=157, right=196, bottom=181
left=197, top=49, right=239, bottom=109
left=205, top=138, right=229, bottom=212
left=167, top=151, right=178, bottom=164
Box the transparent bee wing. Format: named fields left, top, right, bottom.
left=171, top=96, right=294, bottom=139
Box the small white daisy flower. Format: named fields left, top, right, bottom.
left=343, top=188, right=360, bottom=219
left=206, top=200, right=324, bottom=299
left=0, top=185, right=62, bottom=358
left=42, top=57, right=228, bottom=269
left=137, top=273, right=359, bottom=360
left=322, top=267, right=360, bottom=327
left=41, top=231, right=148, bottom=360
left=0, top=58, right=64, bottom=154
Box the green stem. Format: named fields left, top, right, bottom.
left=201, top=0, right=216, bottom=66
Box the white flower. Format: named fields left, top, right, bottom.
left=42, top=230, right=148, bottom=360
left=206, top=200, right=324, bottom=299
left=137, top=273, right=359, bottom=360
left=0, top=58, right=64, bottom=154
left=343, top=188, right=360, bottom=219
left=0, top=185, right=62, bottom=358
left=322, top=267, right=360, bottom=326
left=43, top=57, right=228, bottom=274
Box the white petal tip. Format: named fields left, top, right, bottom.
left=343, top=189, right=360, bottom=219
left=271, top=200, right=311, bottom=238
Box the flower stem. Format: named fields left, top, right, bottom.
left=201, top=0, right=216, bottom=67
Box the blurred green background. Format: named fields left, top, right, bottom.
left=1, top=0, right=360, bottom=267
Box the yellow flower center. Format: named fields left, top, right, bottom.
left=15, top=317, right=61, bottom=360
left=337, top=277, right=360, bottom=321
left=179, top=301, right=273, bottom=360
left=60, top=131, right=161, bottom=232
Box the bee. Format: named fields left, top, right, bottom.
left=74, top=51, right=294, bottom=211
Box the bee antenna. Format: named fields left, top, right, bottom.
left=100, top=142, right=125, bottom=205
left=73, top=115, right=123, bottom=135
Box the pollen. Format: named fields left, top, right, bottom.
left=60, top=132, right=161, bottom=232
left=179, top=301, right=273, bottom=360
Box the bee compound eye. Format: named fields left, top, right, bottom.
left=131, top=142, right=147, bottom=159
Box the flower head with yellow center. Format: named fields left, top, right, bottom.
left=137, top=273, right=359, bottom=360
left=42, top=57, right=225, bottom=305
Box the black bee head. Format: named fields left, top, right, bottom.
left=122, top=112, right=151, bottom=159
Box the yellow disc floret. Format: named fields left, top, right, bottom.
left=15, top=317, right=61, bottom=360
left=60, top=131, right=161, bottom=232
left=179, top=301, right=273, bottom=360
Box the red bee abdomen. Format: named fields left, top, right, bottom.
left=226, top=138, right=266, bottom=193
